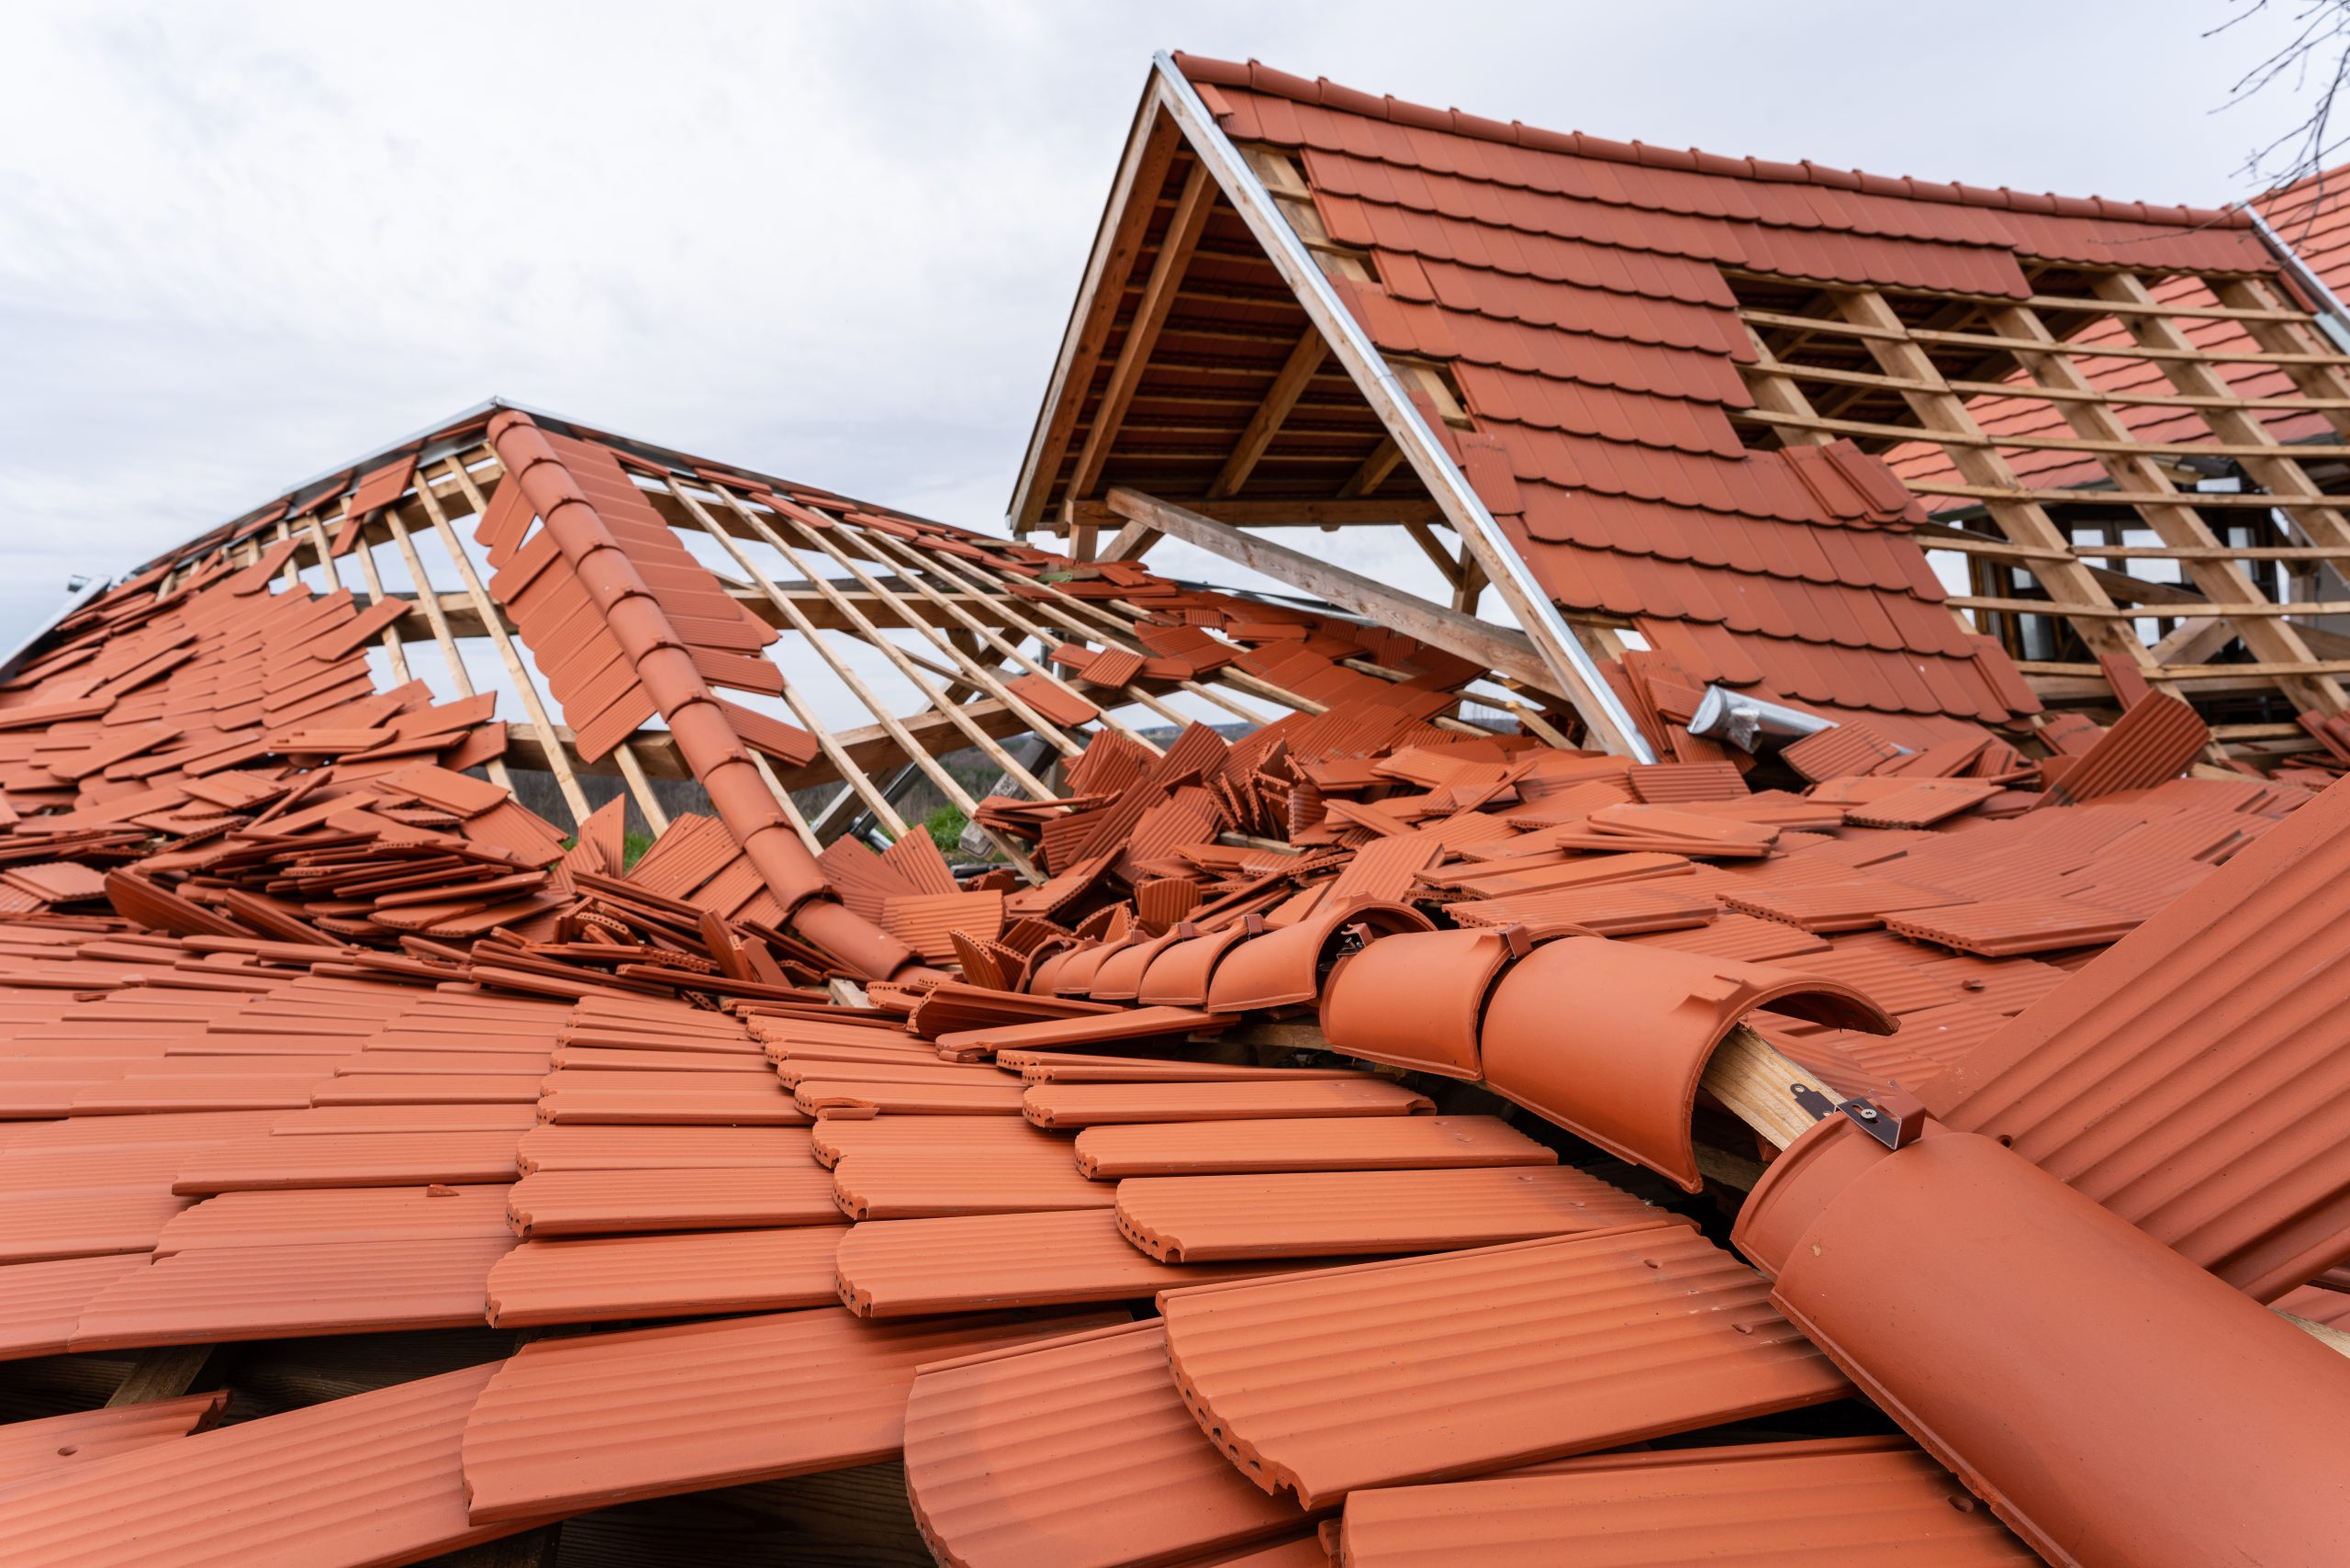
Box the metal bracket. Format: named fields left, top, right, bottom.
left=1789, top=1082, right=1923, bottom=1150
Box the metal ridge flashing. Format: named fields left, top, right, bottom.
left=2248, top=205, right=2350, bottom=352
left=1147, top=51, right=1657, bottom=763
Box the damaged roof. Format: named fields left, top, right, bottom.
left=3, top=49, right=2350, bottom=1568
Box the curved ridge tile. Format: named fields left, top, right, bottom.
left=1478, top=935, right=1889, bottom=1190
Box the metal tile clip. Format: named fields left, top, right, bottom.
left=1789, top=1082, right=1925, bottom=1150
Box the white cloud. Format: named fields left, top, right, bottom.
left=0, top=0, right=2319, bottom=654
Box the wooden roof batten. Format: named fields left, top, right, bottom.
left=1007, top=54, right=1657, bottom=761
left=1735, top=262, right=2350, bottom=727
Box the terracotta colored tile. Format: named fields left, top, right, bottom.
left=0, top=1361, right=554, bottom=1567
left=459, top=1305, right=1126, bottom=1523
left=906, top=1320, right=1319, bottom=1568
left=796, top=1078, right=1032, bottom=1116
left=1336, top=1437, right=2032, bottom=1565
left=506, top=1165, right=842, bottom=1237
left=0, top=1254, right=151, bottom=1361
left=0, top=1190, right=192, bottom=1263
left=0, top=1391, right=226, bottom=1503
left=833, top=1145, right=1113, bottom=1219
left=1879, top=897, right=2140, bottom=957
left=1115, top=1165, right=1669, bottom=1260
left=69, top=1234, right=513, bottom=1350
left=539, top=1078, right=810, bottom=1126
left=485, top=1226, right=847, bottom=1326
left=1478, top=935, right=1887, bottom=1191
left=171, top=1130, right=521, bottom=1193
left=1928, top=775, right=2350, bottom=1297
left=1024, top=1079, right=1433, bottom=1128
left=1072, top=1114, right=1556, bottom=1179
left=513, top=1122, right=817, bottom=1171
left=834, top=1208, right=1315, bottom=1317
left=151, top=1183, right=511, bottom=1255
left=934, top=1005, right=1226, bottom=1057
left=810, top=1115, right=1072, bottom=1169
left=1158, top=1227, right=1849, bottom=1506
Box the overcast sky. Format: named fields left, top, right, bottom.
left=0, top=0, right=2323, bottom=661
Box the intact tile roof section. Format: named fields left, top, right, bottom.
left=1927, top=774, right=2350, bottom=1298
left=1072, top=1114, right=1557, bottom=1177
left=1158, top=1226, right=1849, bottom=1506
left=485, top=1228, right=846, bottom=1327
left=905, top=1321, right=1320, bottom=1568
left=1173, top=54, right=2107, bottom=726
left=1113, top=1165, right=1667, bottom=1260
left=1335, top=1437, right=2034, bottom=1565
left=834, top=1208, right=1305, bottom=1316
left=459, top=1305, right=1125, bottom=1523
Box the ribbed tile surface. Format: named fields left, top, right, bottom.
left=152, top=1184, right=509, bottom=1255
left=505, top=1165, right=842, bottom=1236
left=1114, top=1166, right=1668, bottom=1260
left=0, top=1190, right=192, bottom=1262
left=460, top=1305, right=1125, bottom=1522
left=1928, top=775, right=2350, bottom=1297
left=812, top=1116, right=1066, bottom=1169
left=1337, top=1437, right=2032, bottom=1565
left=0, top=1362, right=545, bottom=1567
left=834, top=1148, right=1113, bottom=1220
left=516, top=1123, right=814, bottom=1170
left=538, top=1080, right=809, bottom=1126
left=1072, top=1114, right=1554, bottom=1178
left=486, top=1226, right=846, bottom=1326
left=0, top=1255, right=149, bottom=1359
left=70, top=1235, right=513, bottom=1350
left=0, top=1391, right=224, bottom=1502
left=1024, top=1080, right=1432, bottom=1128
left=1159, top=1227, right=1849, bottom=1506
left=834, top=1209, right=1298, bottom=1317
left=171, top=1131, right=520, bottom=1193
left=905, top=1321, right=1315, bottom=1568
left=269, top=1103, right=537, bottom=1135
left=796, top=1079, right=1031, bottom=1115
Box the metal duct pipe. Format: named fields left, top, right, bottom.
left=1686, top=685, right=1839, bottom=754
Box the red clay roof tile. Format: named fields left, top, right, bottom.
left=459, top=1306, right=1125, bottom=1523
left=1158, top=1226, right=1849, bottom=1506
left=905, top=1320, right=1318, bottom=1568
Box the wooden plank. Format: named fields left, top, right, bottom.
left=843, top=519, right=1166, bottom=756
left=1801, top=296, right=2165, bottom=689
left=416, top=462, right=596, bottom=828
left=1102, top=487, right=1558, bottom=694
left=1208, top=328, right=1327, bottom=499
left=1982, top=297, right=2338, bottom=714
left=1907, top=480, right=2311, bottom=510
left=1065, top=497, right=1443, bottom=530
left=1013, top=108, right=1185, bottom=532
left=1063, top=161, right=1220, bottom=507
left=1733, top=404, right=2350, bottom=461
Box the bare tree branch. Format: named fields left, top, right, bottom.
left=2211, top=0, right=2350, bottom=239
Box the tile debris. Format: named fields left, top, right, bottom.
left=3, top=49, right=2350, bottom=1568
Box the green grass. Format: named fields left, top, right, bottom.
left=923, top=805, right=968, bottom=854
left=621, top=829, right=655, bottom=869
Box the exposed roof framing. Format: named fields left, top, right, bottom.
left=1015, top=53, right=2350, bottom=765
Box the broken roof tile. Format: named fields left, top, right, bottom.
left=459, top=1305, right=1125, bottom=1523
left=906, top=1320, right=1318, bottom=1568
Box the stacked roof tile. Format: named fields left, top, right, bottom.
left=8, top=50, right=2350, bottom=1568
